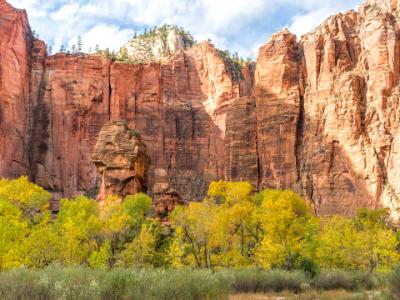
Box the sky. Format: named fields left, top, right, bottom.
left=8, top=0, right=363, bottom=58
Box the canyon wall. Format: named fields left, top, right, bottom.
left=1, top=0, right=400, bottom=219
left=0, top=0, right=32, bottom=178
left=298, top=1, right=400, bottom=217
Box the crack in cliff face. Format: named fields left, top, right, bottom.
left=255, top=114, right=262, bottom=191
left=108, top=62, right=112, bottom=121
left=29, top=73, right=50, bottom=185
left=295, top=95, right=305, bottom=182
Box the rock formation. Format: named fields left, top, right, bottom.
left=118, top=24, right=195, bottom=63
left=92, top=120, right=150, bottom=200
left=0, top=0, right=33, bottom=178
left=254, top=29, right=301, bottom=192
left=1, top=0, right=400, bottom=220
left=297, top=0, right=400, bottom=218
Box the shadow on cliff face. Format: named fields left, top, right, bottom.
left=28, top=47, right=245, bottom=210
left=251, top=28, right=377, bottom=217
left=29, top=54, right=112, bottom=202
left=109, top=45, right=252, bottom=207
left=297, top=130, right=377, bottom=216
left=224, top=96, right=259, bottom=188
left=296, top=77, right=380, bottom=217
left=252, top=82, right=378, bottom=216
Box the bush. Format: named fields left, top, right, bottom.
left=0, top=267, right=390, bottom=299
left=0, top=266, right=231, bottom=300
left=0, top=268, right=51, bottom=300
left=390, top=265, right=400, bottom=298
left=312, top=269, right=379, bottom=291
left=232, top=269, right=308, bottom=293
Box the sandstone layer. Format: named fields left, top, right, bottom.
left=1, top=0, right=400, bottom=220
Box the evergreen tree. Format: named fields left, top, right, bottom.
left=77, top=36, right=83, bottom=52
left=105, top=48, right=110, bottom=58
left=32, top=30, right=39, bottom=38
left=119, top=47, right=129, bottom=62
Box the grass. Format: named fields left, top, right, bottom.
left=390, top=265, right=400, bottom=299
left=231, top=269, right=308, bottom=293
left=0, top=267, right=393, bottom=300
left=231, top=268, right=384, bottom=294
left=312, top=269, right=382, bottom=291
left=0, top=266, right=231, bottom=300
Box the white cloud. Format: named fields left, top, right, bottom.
left=7, top=0, right=363, bottom=57
left=75, top=24, right=134, bottom=52
left=289, top=8, right=334, bottom=37
left=51, top=3, right=80, bottom=21
left=288, top=2, right=361, bottom=38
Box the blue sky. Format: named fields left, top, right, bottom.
left=8, top=0, right=363, bottom=58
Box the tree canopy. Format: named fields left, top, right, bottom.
left=0, top=177, right=398, bottom=273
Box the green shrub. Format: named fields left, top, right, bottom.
left=312, top=269, right=379, bottom=291
left=130, top=269, right=231, bottom=300
left=0, top=268, right=51, bottom=300
left=232, top=269, right=308, bottom=293
left=0, top=267, right=390, bottom=299
left=390, top=265, right=400, bottom=298
left=0, top=267, right=231, bottom=300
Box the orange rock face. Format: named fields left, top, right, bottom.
left=109, top=43, right=250, bottom=209
left=297, top=1, right=400, bottom=219
left=0, top=0, right=33, bottom=178
left=254, top=29, right=301, bottom=192
left=2, top=0, right=400, bottom=220
left=30, top=53, right=112, bottom=200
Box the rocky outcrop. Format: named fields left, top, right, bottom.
left=2, top=0, right=400, bottom=220
left=118, top=25, right=195, bottom=63
left=254, top=29, right=301, bottom=191
left=92, top=121, right=150, bottom=200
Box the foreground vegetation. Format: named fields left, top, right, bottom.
left=1, top=177, right=400, bottom=298
left=0, top=266, right=397, bottom=300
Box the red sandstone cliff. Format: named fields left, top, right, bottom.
left=1, top=0, right=400, bottom=220
left=297, top=0, right=400, bottom=218
left=0, top=0, right=33, bottom=178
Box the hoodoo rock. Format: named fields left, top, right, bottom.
left=2, top=0, right=400, bottom=221
left=92, top=121, right=150, bottom=200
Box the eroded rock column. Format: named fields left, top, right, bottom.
left=92, top=120, right=150, bottom=200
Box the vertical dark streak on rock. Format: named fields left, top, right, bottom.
left=295, top=95, right=305, bottom=182
left=108, top=62, right=112, bottom=121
